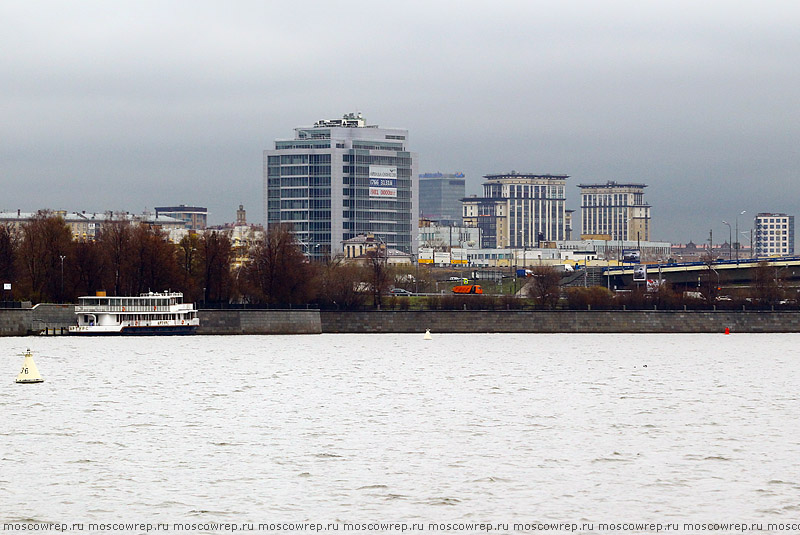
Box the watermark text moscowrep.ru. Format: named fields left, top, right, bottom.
left=3, top=520, right=799, bottom=533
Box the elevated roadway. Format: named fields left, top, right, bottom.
left=601, top=256, right=800, bottom=288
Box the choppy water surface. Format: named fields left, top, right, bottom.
left=1, top=334, right=800, bottom=530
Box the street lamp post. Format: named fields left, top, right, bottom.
left=722, top=221, right=732, bottom=260
left=735, top=210, right=745, bottom=263
left=59, top=255, right=66, bottom=302
left=742, top=230, right=753, bottom=259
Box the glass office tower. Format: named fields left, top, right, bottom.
left=264, top=113, right=418, bottom=259
left=419, top=172, right=466, bottom=226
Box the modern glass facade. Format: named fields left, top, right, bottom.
left=264, top=113, right=418, bottom=259
left=419, top=173, right=466, bottom=225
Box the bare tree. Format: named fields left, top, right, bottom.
left=126, top=225, right=180, bottom=295
left=364, top=248, right=391, bottom=308
left=0, top=225, right=18, bottom=298
left=199, top=230, right=233, bottom=304
left=699, top=251, right=719, bottom=304
left=242, top=224, right=314, bottom=305
left=72, top=240, right=105, bottom=298
left=525, top=266, right=562, bottom=308
left=97, top=219, right=132, bottom=295
left=177, top=233, right=202, bottom=301
left=316, top=258, right=366, bottom=310
left=752, top=261, right=783, bottom=308
left=16, top=211, right=73, bottom=303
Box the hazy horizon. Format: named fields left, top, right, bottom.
left=2, top=1, right=798, bottom=245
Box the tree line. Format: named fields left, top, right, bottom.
left=1, top=212, right=790, bottom=310
left=0, top=212, right=399, bottom=308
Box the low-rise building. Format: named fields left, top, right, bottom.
left=341, top=234, right=412, bottom=265
left=418, top=221, right=480, bottom=249
left=0, top=210, right=184, bottom=241
left=154, top=205, right=208, bottom=230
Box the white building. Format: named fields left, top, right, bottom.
left=264, top=112, right=418, bottom=261
left=0, top=210, right=184, bottom=242
left=418, top=222, right=480, bottom=249
left=754, top=213, right=795, bottom=257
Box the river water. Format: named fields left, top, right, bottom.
left=1, top=334, right=799, bottom=533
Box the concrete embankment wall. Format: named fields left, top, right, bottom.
left=0, top=304, right=74, bottom=336
left=0, top=306, right=322, bottom=336
left=319, top=310, right=800, bottom=334
left=0, top=309, right=31, bottom=336
left=3, top=307, right=800, bottom=335
left=197, top=309, right=321, bottom=335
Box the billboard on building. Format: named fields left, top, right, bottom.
left=622, top=249, right=641, bottom=263
left=369, top=166, right=397, bottom=198
left=451, top=248, right=467, bottom=265
left=434, top=252, right=451, bottom=266
left=418, top=247, right=434, bottom=264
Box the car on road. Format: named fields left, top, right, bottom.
left=389, top=288, right=413, bottom=296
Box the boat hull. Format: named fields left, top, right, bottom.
left=69, top=325, right=198, bottom=336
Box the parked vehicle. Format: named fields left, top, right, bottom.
left=452, top=285, right=483, bottom=294
left=389, top=288, right=413, bottom=296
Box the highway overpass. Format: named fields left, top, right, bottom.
left=601, top=257, right=800, bottom=288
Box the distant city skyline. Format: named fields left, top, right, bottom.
left=2, top=1, right=798, bottom=245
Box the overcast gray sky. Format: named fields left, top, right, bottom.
left=2, top=0, right=798, bottom=244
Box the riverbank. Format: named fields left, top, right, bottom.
left=2, top=305, right=800, bottom=335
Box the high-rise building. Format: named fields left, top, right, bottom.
left=565, top=210, right=574, bottom=241
left=263, top=113, right=418, bottom=259
left=462, top=172, right=568, bottom=248
left=754, top=213, right=794, bottom=257
left=418, top=172, right=466, bottom=225
left=578, top=181, right=650, bottom=241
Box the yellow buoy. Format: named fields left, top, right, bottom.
left=16, top=349, right=44, bottom=384
left=423, top=329, right=432, bottom=340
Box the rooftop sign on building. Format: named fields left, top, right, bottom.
left=313, top=112, right=366, bottom=128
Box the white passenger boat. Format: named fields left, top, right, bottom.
left=68, top=291, right=199, bottom=335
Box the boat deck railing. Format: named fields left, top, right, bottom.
left=74, top=304, right=196, bottom=313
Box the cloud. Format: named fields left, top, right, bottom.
left=1, top=0, right=798, bottom=243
